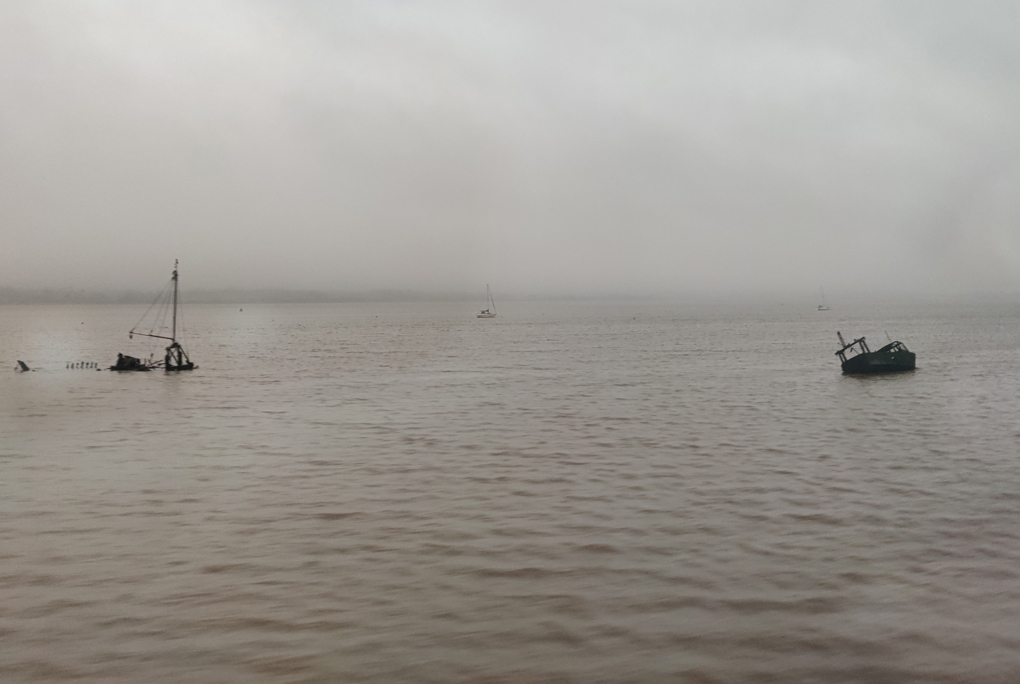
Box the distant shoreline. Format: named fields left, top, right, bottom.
left=0, top=289, right=468, bottom=305
left=1, top=288, right=1016, bottom=306
left=0, top=288, right=656, bottom=305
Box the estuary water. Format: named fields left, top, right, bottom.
left=2, top=299, right=1019, bottom=683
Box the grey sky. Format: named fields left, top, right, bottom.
left=2, top=1, right=1019, bottom=296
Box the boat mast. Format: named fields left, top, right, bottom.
left=171, top=259, right=178, bottom=343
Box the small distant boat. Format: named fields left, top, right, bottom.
left=835, top=331, right=915, bottom=374
left=477, top=284, right=497, bottom=318
left=111, top=259, right=197, bottom=372
left=817, top=287, right=830, bottom=311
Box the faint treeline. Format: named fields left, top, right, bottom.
left=0, top=288, right=482, bottom=305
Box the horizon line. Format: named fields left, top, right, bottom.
left=1, top=286, right=1017, bottom=306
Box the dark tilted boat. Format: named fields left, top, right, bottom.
left=111, top=259, right=197, bottom=372
left=110, top=353, right=152, bottom=371
left=835, top=331, right=915, bottom=374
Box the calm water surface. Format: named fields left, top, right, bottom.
left=2, top=300, right=1019, bottom=683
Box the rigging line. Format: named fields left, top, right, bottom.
left=150, top=296, right=168, bottom=351
left=137, top=278, right=172, bottom=334
left=145, top=293, right=165, bottom=348
left=150, top=291, right=163, bottom=336
left=130, top=278, right=173, bottom=334
left=154, top=285, right=171, bottom=335
left=142, top=296, right=162, bottom=355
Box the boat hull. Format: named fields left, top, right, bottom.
left=476, top=313, right=496, bottom=318
left=166, top=364, right=197, bottom=372
left=841, top=349, right=915, bottom=374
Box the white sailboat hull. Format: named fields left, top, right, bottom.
left=476, top=312, right=496, bottom=318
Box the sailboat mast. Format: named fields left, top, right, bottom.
left=171, top=259, right=178, bottom=343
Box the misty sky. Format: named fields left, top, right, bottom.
left=2, top=1, right=1019, bottom=296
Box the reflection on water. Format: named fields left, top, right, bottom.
left=2, top=301, right=1019, bottom=682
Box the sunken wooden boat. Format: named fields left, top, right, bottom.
left=835, top=331, right=915, bottom=374
left=111, top=259, right=197, bottom=372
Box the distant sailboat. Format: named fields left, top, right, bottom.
left=817, top=287, right=830, bottom=311
left=111, top=260, right=197, bottom=372
left=477, top=284, right=497, bottom=318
